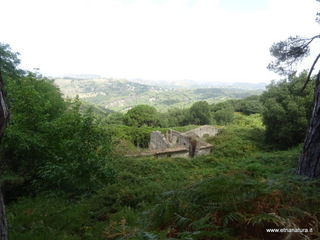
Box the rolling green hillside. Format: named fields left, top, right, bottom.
left=54, top=77, right=264, bottom=112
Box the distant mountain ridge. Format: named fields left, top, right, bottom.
left=128, top=78, right=267, bottom=90
left=54, top=76, right=266, bottom=112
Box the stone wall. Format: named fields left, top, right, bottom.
left=166, top=129, right=179, bottom=145
left=149, top=131, right=172, bottom=150
left=155, top=148, right=189, bottom=158
left=148, top=125, right=221, bottom=158
left=185, top=125, right=220, bottom=138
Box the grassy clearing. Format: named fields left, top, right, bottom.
left=6, top=113, right=320, bottom=239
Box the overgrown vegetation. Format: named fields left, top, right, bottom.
left=260, top=71, right=315, bottom=149
left=1, top=42, right=320, bottom=239
left=1, top=72, right=115, bottom=198
left=5, top=113, right=320, bottom=239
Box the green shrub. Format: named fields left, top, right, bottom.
left=260, top=71, right=314, bottom=149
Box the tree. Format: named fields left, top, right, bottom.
left=239, top=95, right=262, bottom=115
left=260, top=72, right=314, bottom=149
left=157, top=108, right=190, bottom=127
left=0, top=42, right=21, bottom=240
left=0, top=43, right=24, bottom=78
left=0, top=46, right=114, bottom=196
left=188, top=101, right=211, bottom=125
left=298, top=72, right=320, bottom=177
left=122, top=104, right=158, bottom=127
left=33, top=100, right=114, bottom=194
left=101, top=112, right=124, bottom=125
left=211, top=101, right=234, bottom=125
left=0, top=71, right=8, bottom=240
left=1, top=81, right=114, bottom=195
left=267, top=1, right=320, bottom=177
left=1, top=73, right=66, bottom=186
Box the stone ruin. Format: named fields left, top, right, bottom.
left=144, top=125, right=221, bottom=158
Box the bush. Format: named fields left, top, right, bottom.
left=260, top=71, right=314, bottom=149
left=211, top=101, right=235, bottom=125
left=122, top=104, right=158, bottom=127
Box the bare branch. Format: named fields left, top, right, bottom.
left=305, top=34, right=320, bottom=46
left=301, top=53, right=320, bottom=92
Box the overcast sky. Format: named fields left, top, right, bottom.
left=1, top=0, right=319, bottom=83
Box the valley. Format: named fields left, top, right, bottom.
left=54, top=76, right=266, bottom=112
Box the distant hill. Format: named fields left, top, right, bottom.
left=54, top=77, right=266, bottom=112
left=52, top=74, right=102, bottom=80
left=129, top=78, right=267, bottom=90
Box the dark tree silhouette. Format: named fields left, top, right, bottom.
left=298, top=70, right=320, bottom=177
left=0, top=42, right=21, bottom=240
left=0, top=70, right=9, bottom=240
left=268, top=2, right=320, bottom=178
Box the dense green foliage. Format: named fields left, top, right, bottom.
left=260, top=71, right=315, bottom=149
left=155, top=108, right=189, bottom=127
left=230, top=95, right=262, bottom=115
left=122, top=104, right=158, bottom=127
left=211, top=101, right=235, bottom=125
left=6, top=113, right=320, bottom=239
left=101, top=112, right=124, bottom=125
left=104, top=124, right=153, bottom=151
left=119, top=100, right=238, bottom=129
left=1, top=73, right=114, bottom=197
left=188, top=101, right=211, bottom=125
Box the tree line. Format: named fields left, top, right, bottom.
left=102, top=94, right=262, bottom=128
left=0, top=34, right=318, bottom=201
left=100, top=71, right=315, bottom=151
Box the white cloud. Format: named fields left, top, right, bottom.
left=1, top=0, right=319, bottom=83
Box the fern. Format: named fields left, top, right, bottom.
left=188, top=213, right=212, bottom=230
left=222, top=212, right=245, bottom=227
left=278, top=207, right=304, bottom=218
left=137, top=232, right=159, bottom=240
left=246, top=212, right=281, bottom=227
left=178, top=227, right=234, bottom=240
left=174, top=214, right=192, bottom=230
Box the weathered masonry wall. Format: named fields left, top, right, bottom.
left=185, top=125, right=220, bottom=138
left=166, top=129, right=191, bottom=149
left=154, top=148, right=189, bottom=159
left=149, top=131, right=171, bottom=150
left=148, top=125, right=221, bottom=158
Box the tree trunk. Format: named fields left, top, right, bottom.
left=0, top=190, right=7, bottom=240
left=298, top=70, right=320, bottom=178
left=0, top=71, right=9, bottom=240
